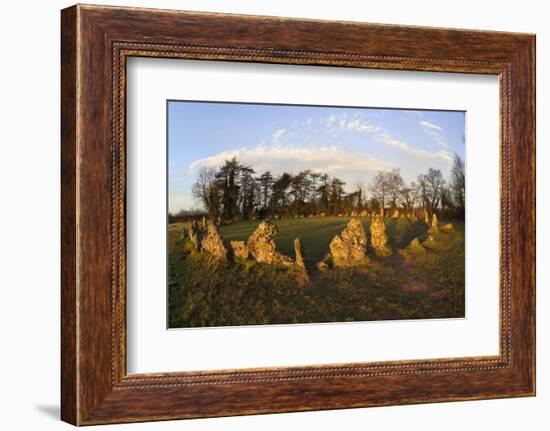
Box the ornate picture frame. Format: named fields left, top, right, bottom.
left=61, top=4, right=535, bottom=425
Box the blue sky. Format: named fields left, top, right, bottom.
left=168, top=101, right=465, bottom=213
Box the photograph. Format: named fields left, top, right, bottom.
left=167, top=101, right=466, bottom=328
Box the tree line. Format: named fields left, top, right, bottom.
left=175, top=155, right=465, bottom=222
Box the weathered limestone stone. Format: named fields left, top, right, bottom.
left=201, top=224, right=227, bottom=260
left=317, top=260, right=329, bottom=271
left=440, top=223, right=454, bottom=233
left=380, top=207, right=385, bottom=217
left=320, top=212, right=326, bottom=217
left=230, top=240, right=249, bottom=260
left=317, top=254, right=331, bottom=271
left=360, top=209, right=368, bottom=217
left=424, top=208, right=430, bottom=224
left=329, top=218, right=368, bottom=265
left=431, top=213, right=439, bottom=231
left=201, top=216, right=207, bottom=229
left=407, top=237, right=425, bottom=252
left=370, top=214, right=392, bottom=256
left=188, top=220, right=202, bottom=251
left=294, top=237, right=307, bottom=270
left=247, top=220, right=293, bottom=266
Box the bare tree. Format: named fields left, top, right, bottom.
left=191, top=167, right=220, bottom=218
left=423, top=168, right=445, bottom=214
left=369, top=169, right=405, bottom=211
left=450, top=154, right=466, bottom=212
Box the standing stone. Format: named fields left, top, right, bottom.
left=201, top=224, right=227, bottom=260
left=320, top=212, right=326, bottom=217
left=230, top=240, right=249, bottom=260
left=201, top=216, right=207, bottom=229
left=407, top=237, right=425, bottom=252
left=329, top=218, right=368, bottom=265
left=440, top=223, right=454, bottom=233
left=246, top=220, right=293, bottom=266
left=380, top=207, right=385, bottom=217
left=370, top=214, right=392, bottom=256
left=188, top=220, right=202, bottom=251
left=431, top=213, right=438, bottom=231
left=424, top=208, right=429, bottom=224
left=360, top=209, right=368, bottom=217
left=294, top=237, right=307, bottom=270
left=392, top=209, right=399, bottom=218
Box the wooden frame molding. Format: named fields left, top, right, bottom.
left=61, top=4, right=535, bottom=425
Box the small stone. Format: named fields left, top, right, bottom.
left=392, top=209, right=399, bottom=218
left=370, top=214, right=392, bottom=256
left=440, top=223, right=454, bottom=233
left=201, top=224, right=227, bottom=260
left=360, top=209, right=368, bottom=217
left=230, top=240, right=249, bottom=260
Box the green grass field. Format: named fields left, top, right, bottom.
left=168, top=217, right=465, bottom=328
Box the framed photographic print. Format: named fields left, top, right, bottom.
left=61, top=4, right=535, bottom=425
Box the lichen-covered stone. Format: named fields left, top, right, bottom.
left=201, top=224, right=227, bottom=260
left=431, top=213, right=439, bottom=232
left=407, top=237, right=425, bottom=253
left=440, top=223, right=454, bottom=233
left=246, top=220, right=293, bottom=266
left=294, top=237, right=306, bottom=270
left=329, top=218, right=368, bottom=265
left=370, top=214, right=392, bottom=256
left=230, top=240, right=249, bottom=260
left=188, top=220, right=202, bottom=251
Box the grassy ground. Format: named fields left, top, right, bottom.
left=168, top=216, right=465, bottom=328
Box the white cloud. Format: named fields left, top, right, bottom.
left=419, top=120, right=443, bottom=131
left=187, top=144, right=390, bottom=178
left=419, top=119, right=448, bottom=149
left=338, top=117, right=382, bottom=134
left=377, top=134, right=453, bottom=162
left=272, top=128, right=285, bottom=142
